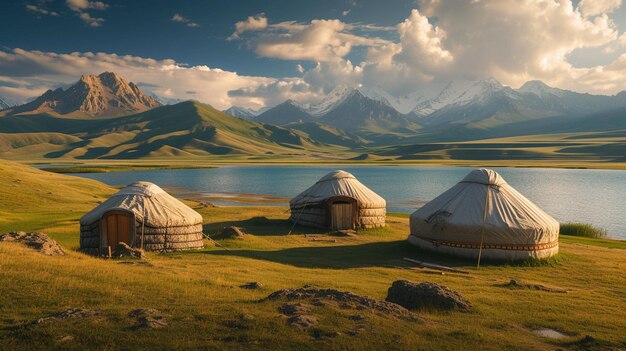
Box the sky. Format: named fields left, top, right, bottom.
left=1, top=0, right=626, bottom=110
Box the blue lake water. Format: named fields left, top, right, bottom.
left=70, top=166, right=626, bottom=239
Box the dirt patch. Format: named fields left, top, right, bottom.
left=0, top=231, right=65, bottom=256
left=386, top=280, right=472, bottom=312
left=264, top=287, right=417, bottom=320
left=128, top=309, right=170, bottom=329
left=497, top=279, right=567, bottom=293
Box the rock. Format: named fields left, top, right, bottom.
left=497, top=279, right=567, bottom=293
left=11, top=308, right=97, bottom=330
left=264, top=287, right=416, bottom=320
left=279, top=303, right=312, bottom=316
left=128, top=309, right=169, bottom=329
left=113, top=242, right=145, bottom=259
left=240, top=281, right=263, bottom=289
left=288, top=315, right=318, bottom=329
left=240, top=314, right=255, bottom=321
left=312, top=328, right=341, bottom=339
left=0, top=231, right=65, bottom=256
left=56, top=335, right=75, bottom=343
left=386, top=280, right=472, bottom=311
left=216, top=226, right=245, bottom=239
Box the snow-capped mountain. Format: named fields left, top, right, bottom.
left=223, top=106, right=259, bottom=119
left=306, top=86, right=355, bottom=116
left=358, top=86, right=434, bottom=114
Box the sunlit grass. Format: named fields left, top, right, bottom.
left=560, top=222, right=608, bottom=238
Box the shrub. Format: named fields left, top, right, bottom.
left=560, top=222, right=607, bottom=238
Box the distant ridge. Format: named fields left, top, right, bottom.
left=2, top=72, right=161, bottom=117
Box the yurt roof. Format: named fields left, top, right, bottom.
left=80, top=181, right=202, bottom=227
left=290, top=170, right=386, bottom=209
left=410, top=169, right=558, bottom=242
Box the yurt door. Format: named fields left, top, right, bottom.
left=101, top=210, right=135, bottom=247
left=330, top=203, right=355, bottom=230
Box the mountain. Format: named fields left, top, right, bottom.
left=256, top=99, right=312, bottom=125
left=358, top=86, right=433, bottom=114
left=306, top=86, right=354, bottom=116
left=2, top=72, right=161, bottom=117
left=0, top=101, right=359, bottom=159
left=223, top=106, right=259, bottom=119
left=0, top=96, right=11, bottom=110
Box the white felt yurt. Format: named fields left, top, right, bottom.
left=289, top=170, right=386, bottom=230
left=408, top=169, right=559, bottom=261
left=80, top=181, right=204, bottom=255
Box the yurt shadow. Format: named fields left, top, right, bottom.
left=203, top=216, right=330, bottom=237
left=203, top=240, right=472, bottom=269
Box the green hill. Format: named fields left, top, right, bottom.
left=0, top=101, right=355, bottom=160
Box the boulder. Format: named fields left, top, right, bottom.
left=287, top=315, right=318, bottom=329
left=386, top=280, right=471, bottom=311
left=217, top=226, right=245, bottom=239
left=0, top=231, right=65, bottom=256
left=113, top=242, right=145, bottom=259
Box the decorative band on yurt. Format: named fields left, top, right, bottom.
left=412, top=236, right=559, bottom=251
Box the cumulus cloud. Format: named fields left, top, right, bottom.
left=26, top=4, right=59, bottom=16
left=578, top=0, right=622, bottom=17
left=235, top=16, right=391, bottom=62
left=0, top=48, right=302, bottom=109
left=229, top=14, right=268, bottom=40
left=171, top=13, right=200, bottom=28
left=228, top=78, right=324, bottom=107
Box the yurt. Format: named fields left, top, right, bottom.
left=408, top=169, right=559, bottom=261
left=80, top=181, right=204, bottom=255
left=289, top=170, right=386, bottom=230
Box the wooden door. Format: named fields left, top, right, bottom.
left=331, top=203, right=355, bottom=230
left=101, top=211, right=134, bottom=247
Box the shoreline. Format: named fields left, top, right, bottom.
left=26, top=159, right=626, bottom=172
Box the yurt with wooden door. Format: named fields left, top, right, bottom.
left=289, top=170, right=386, bottom=230
left=408, top=169, right=559, bottom=261
left=80, top=181, right=204, bottom=255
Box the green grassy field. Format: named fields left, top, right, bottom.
left=1, top=160, right=625, bottom=350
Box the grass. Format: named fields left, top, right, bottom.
left=560, top=222, right=608, bottom=238
left=1, top=159, right=625, bottom=350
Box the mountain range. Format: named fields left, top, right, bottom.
left=1, top=71, right=625, bottom=163
left=223, top=78, right=626, bottom=142
left=0, top=72, right=161, bottom=118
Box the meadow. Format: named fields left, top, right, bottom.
left=0, top=160, right=625, bottom=350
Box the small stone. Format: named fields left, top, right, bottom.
left=128, top=309, right=169, bottom=329
left=216, top=226, right=245, bottom=239
left=240, top=282, right=263, bottom=289
left=288, top=315, right=318, bottom=329
left=56, top=335, right=75, bottom=343
left=240, top=314, right=255, bottom=321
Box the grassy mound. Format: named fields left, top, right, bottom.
left=560, top=222, right=608, bottom=238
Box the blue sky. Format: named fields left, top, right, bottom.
left=1, top=0, right=626, bottom=109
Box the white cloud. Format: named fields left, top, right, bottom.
left=66, top=0, right=108, bottom=26
left=0, top=48, right=302, bottom=109
left=296, top=64, right=305, bottom=73
left=26, top=4, right=59, bottom=16
left=578, top=0, right=622, bottom=17
left=237, top=17, right=391, bottom=62
left=171, top=13, right=200, bottom=28
left=79, top=12, right=104, bottom=27
left=229, top=14, right=268, bottom=40
left=228, top=78, right=324, bottom=107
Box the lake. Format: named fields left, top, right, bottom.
left=69, top=165, right=626, bottom=239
